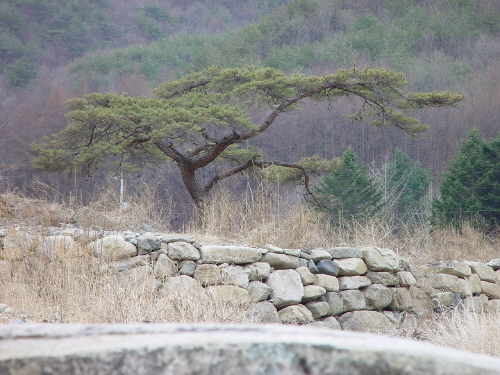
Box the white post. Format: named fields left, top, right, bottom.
left=119, top=169, right=125, bottom=210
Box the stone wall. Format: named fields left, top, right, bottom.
left=1, top=225, right=500, bottom=332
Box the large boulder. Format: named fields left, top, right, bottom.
left=467, top=262, right=497, bottom=283
left=90, top=235, right=137, bottom=261
left=301, top=285, right=326, bottom=303
left=361, top=247, right=400, bottom=272
left=220, top=266, right=250, bottom=288
left=1, top=324, right=500, bottom=374
left=266, top=270, right=303, bottom=308
left=193, top=264, right=221, bottom=286
left=200, top=246, right=264, bottom=264
left=205, top=285, right=251, bottom=306
left=166, top=242, right=200, bottom=261
left=153, top=254, right=177, bottom=279
left=259, top=253, right=300, bottom=270
left=157, top=275, right=204, bottom=298
left=246, top=281, right=272, bottom=302
left=245, top=301, right=280, bottom=323
left=244, top=262, right=272, bottom=281
left=313, top=274, right=339, bottom=292
left=339, top=290, right=366, bottom=311
left=362, top=284, right=393, bottom=309
left=278, top=304, right=314, bottom=324
left=336, top=258, right=367, bottom=276
left=338, top=310, right=395, bottom=333
left=480, top=281, right=500, bottom=299
left=338, top=276, right=371, bottom=290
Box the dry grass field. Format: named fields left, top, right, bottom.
left=1, top=184, right=499, bottom=357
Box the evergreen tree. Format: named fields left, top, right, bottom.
left=313, top=148, right=383, bottom=224
left=384, top=147, right=431, bottom=219
left=431, top=129, right=500, bottom=230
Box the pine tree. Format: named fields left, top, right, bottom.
left=384, top=147, right=431, bottom=219
left=431, top=129, right=500, bottom=230
left=313, top=148, right=383, bottom=224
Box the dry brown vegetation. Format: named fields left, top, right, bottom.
left=1, top=188, right=500, bottom=357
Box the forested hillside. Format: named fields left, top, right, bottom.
left=1, top=0, right=500, bottom=223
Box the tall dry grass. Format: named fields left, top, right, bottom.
left=0, top=178, right=173, bottom=232
left=1, top=251, right=252, bottom=324
left=188, top=185, right=500, bottom=265
left=420, top=309, right=500, bottom=358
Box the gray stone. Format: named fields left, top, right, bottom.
left=338, top=276, right=371, bottom=290
left=259, top=253, right=300, bottom=270
left=463, top=295, right=486, bottom=312
left=245, top=301, right=280, bottom=323
left=468, top=274, right=482, bottom=294
left=278, top=304, right=314, bottom=324
left=137, top=233, right=162, bottom=254
left=309, top=249, right=331, bottom=262
left=1, top=323, right=500, bottom=374
left=157, top=275, right=203, bottom=298
left=420, top=261, right=472, bottom=278
left=309, top=316, right=342, bottom=329
left=295, top=266, right=316, bottom=285
left=480, top=281, right=500, bottom=299
left=153, top=254, right=177, bottom=279
left=301, top=285, right=327, bottom=303
left=430, top=273, right=461, bottom=293
left=193, top=264, right=221, bottom=286
left=457, top=278, right=473, bottom=297
left=200, top=245, right=264, bottom=264
left=220, top=266, right=250, bottom=288
left=327, top=247, right=364, bottom=259
left=335, top=258, right=367, bottom=276
left=362, top=284, right=393, bottom=309
left=305, top=301, right=330, bottom=319
left=338, top=310, right=395, bottom=333
left=245, top=262, right=272, bottom=281
left=396, top=271, right=417, bottom=287
left=313, top=274, right=339, bottom=292
left=361, top=247, right=400, bottom=272
left=178, top=260, right=196, bottom=276
left=90, top=235, right=137, bottom=261
left=299, top=251, right=312, bottom=260
left=431, top=291, right=459, bottom=309
left=266, top=269, right=303, bottom=308
left=365, top=271, right=397, bottom=286
left=160, top=234, right=195, bottom=243
left=410, top=286, right=433, bottom=318
left=486, top=259, right=500, bottom=270
left=467, top=261, right=497, bottom=283
left=205, top=285, right=251, bottom=306
left=316, top=259, right=340, bottom=276
left=309, top=316, right=341, bottom=330
left=246, top=281, right=272, bottom=302
left=307, top=259, right=319, bottom=273
left=109, top=255, right=150, bottom=272
left=323, top=292, right=344, bottom=316
left=298, top=258, right=308, bottom=268
left=166, top=242, right=200, bottom=261
left=262, top=244, right=284, bottom=254
left=339, top=290, right=366, bottom=311
left=282, top=248, right=302, bottom=257
left=389, top=288, right=413, bottom=311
